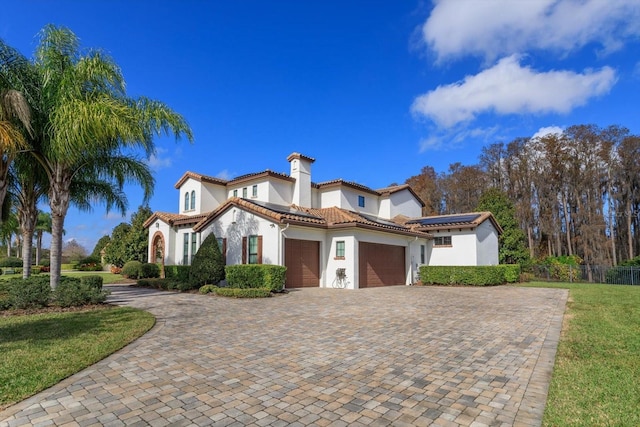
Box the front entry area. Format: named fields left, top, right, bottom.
left=284, top=239, right=320, bottom=288
left=358, top=242, right=406, bottom=287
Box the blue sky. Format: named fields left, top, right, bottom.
left=2, top=0, right=640, bottom=252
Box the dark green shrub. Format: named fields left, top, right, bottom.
left=199, top=284, right=217, bottom=294
left=419, top=266, right=505, bottom=286
left=164, top=265, right=191, bottom=282
left=8, top=276, right=51, bottom=309
left=177, top=280, right=199, bottom=291
left=0, top=281, right=10, bottom=310
left=214, top=287, right=272, bottom=298
left=122, top=261, right=143, bottom=279
left=619, top=256, right=640, bottom=266
left=605, top=267, right=640, bottom=285
left=40, top=258, right=50, bottom=267
left=77, top=256, right=103, bottom=271
left=140, top=263, right=160, bottom=279
left=0, top=257, right=23, bottom=268
left=80, top=275, right=104, bottom=291
left=189, top=233, right=225, bottom=287
left=497, top=264, right=521, bottom=283
left=54, top=277, right=108, bottom=307
left=225, top=265, right=286, bottom=292
left=137, top=278, right=179, bottom=290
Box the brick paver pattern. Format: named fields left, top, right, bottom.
left=1, top=285, right=567, bottom=427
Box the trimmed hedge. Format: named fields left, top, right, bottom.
left=137, top=278, right=180, bottom=291
left=164, top=265, right=191, bottom=283
left=140, top=263, right=160, bottom=279
left=7, top=276, right=51, bottom=309
left=54, top=277, right=108, bottom=307
left=0, top=257, right=23, bottom=268
left=81, top=275, right=104, bottom=291
left=214, top=287, right=272, bottom=298
left=496, top=264, right=521, bottom=283
left=225, top=264, right=286, bottom=292
left=419, top=265, right=505, bottom=286
left=122, top=261, right=143, bottom=279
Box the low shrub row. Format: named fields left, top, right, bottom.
left=199, top=285, right=271, bottom=298
left=122, top=261, right=160, bottom=280
left=225, top=265, right=286, bottom=292
left=419, top=265, right=520, bottom=286
left=0, top=275, right=108, bottom=310
left=136, top=278, right=182, bottom=291
left=164, top=265, right=191, bottom=282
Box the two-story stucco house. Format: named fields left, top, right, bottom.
left=144, top=152, right=502, bottom=289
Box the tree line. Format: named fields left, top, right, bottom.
left=0, top=25, right=192, bottom=288
left=406, top=124, right=640, bottom=266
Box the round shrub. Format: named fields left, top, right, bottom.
left=140, top=263, right=160, bottom=279
left=122, top=261, right=143, bottom=279
left=80, top=275, right=104, bottom=291
left=77, top=256, right=103, bottom=271
left=0, top=257, right=23, bottom=268
left=55, top=277, right=108, bottom=307
left=189, top=233, right=225, bottom=288
left=40, top=258, right=50, bottom=267
left=199, top=284, right=218, bottom=294
left=8, top=276, right=51, bottom=309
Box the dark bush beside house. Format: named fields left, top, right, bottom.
left=189, top=233, right=225, bottom=288
left=496, top=264, right=521, bottom=283
left=164, top=265, right=191, bottom=283
left=137, top=278, right=180, bottom=291
left=55, top=277, right=108, bottom=307
left=140, top=263, right=160, bottom=279
left=122, top=261, right=143, bottom=279
left=419, top=265, right=505, bottom=286
left=225, top=264, right=286, bottom=292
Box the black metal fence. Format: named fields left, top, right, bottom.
left=531, top=265, right=640, bottom=285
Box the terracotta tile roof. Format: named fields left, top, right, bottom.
left=174, top=171, right=227, bottom=189
left=191, top=198, right=430, bottom=238
left=143, top=212, right=209, bottom=228
left=228, top=170, right=295, bottom=185
left=315, top=179, right=380, bottom=196
left=406, top=211, right=503, bottom=234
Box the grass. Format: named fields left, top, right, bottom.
left=0, top=307, right=155, bottom=409
left=519, top=281, right=640, bottom=426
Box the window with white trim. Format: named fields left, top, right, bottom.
left=252, top=184, right=258, bottom=198
left=358, top=195, right=365, bottom=208
left=233, top=189, right=238, bottom=197
left=184, top=192, right=190, bottom=211
left=248, top=235, right=259, bottom=264
left=191, top=233, right=197, bottom=262
left=335, top=241, right=345, bottom=258
left=183, top=233, right=189, bottom=264
left=420, top=245, right=426, bottom=264
left=190, top=190, right=196, bottom=210
left=242, top=187, right=248, bottom=198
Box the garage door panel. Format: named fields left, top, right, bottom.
left=359, top=242, right=405, bottom=287
left=285, top=239, right=320, bottom=287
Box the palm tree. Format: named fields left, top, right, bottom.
left=0, top=42, right=33, bottom=218
left=34, top=211, right=52, bottom=266
left=27, top=25, right=192, bottom=289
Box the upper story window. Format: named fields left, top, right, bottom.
left=242, top=187, right=248, bottom=198
left=434, top=236, right=452, bottom=247
left=233, top=189, right=238, bottom=197
left=358, top=195, right=365, bottom=208
left=190, top=190, right=196, bottom=210
left=252, top=185, right=258, bottom=198
left=335, top=241, right=345, bottom=259
left=184, top=192, right=190, bottom=211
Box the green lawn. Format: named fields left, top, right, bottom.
left=0, top=307, right=154, bottom=409
left=519, top=282, right=640, bottom=426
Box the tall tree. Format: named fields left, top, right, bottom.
left=91, top=234, right=111, bottom=259
left=11, top=25, right=192, bottom=289
left=104, top=223, right=132, bottom=268
left=124, top=205, right=153, bottom=263
left=405, top=166, right=442, bottom=215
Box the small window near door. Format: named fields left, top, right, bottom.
left=434, top=236, right=452, bottom=247
left=420, top=244, right=426, bottom=264
left=358, top=195, right=365, bottom=208
left=335, top=241, right=345, bottom=259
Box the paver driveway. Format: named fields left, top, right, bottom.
left=1, top=285, right=567, bottom=427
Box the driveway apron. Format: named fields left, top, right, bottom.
left=1, top=285, right=567, bottom=427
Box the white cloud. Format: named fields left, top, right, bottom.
left=423, top=0, right=640, bottom=62
left=216, top=169, right=232, bottom=180
left=411, top=55, right=616, bottom=128
left=532, top=126, right=564, bottom=139
left=147, top=147, right=172, bottom=170
left=419, top=126, right=501, bottom=152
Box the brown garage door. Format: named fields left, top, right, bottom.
left=285, top=239, right=320, bottom=287
left=359, top=242, right=405, bottom=287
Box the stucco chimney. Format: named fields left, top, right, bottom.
left=287, top=152, right=315, bottom=207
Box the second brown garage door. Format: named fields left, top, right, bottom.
left=359, top=242, right=405, bottom=287
left=285, top=239, right=320, bottom=287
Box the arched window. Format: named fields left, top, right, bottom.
left=190, top=190, right=196, bottom=210
left=184, top=192, right=190, bottom=211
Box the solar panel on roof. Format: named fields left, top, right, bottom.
left=407, top=214, right=481, bottom=226
left=247, top=200, right=322, bottom=220
left=359, top=213, right=403, bottom=228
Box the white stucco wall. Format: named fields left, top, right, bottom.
left=475, top=221, right=499, bottom=265
left=319, top=188, right=342, bottom=209
left=388, top=190, right=423, bottom=218
left=178, top=180, right=201, bottom=215
left=325, top=233, right=356, bottom=289
left=427, top=230, right=478, bottom=266
left=173, top=226, right=198, bottom=266
left=200, top=182, right=227, bottom=212
left=268, top=180, right=293, bottom=205
left=199, top=207, right=281, bottom=266
left=147, top=220, right=175, bottom=265
left=341, top=188, right=379, bottom=215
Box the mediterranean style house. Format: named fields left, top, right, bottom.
left=144, top=153, right=502, bottom=289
